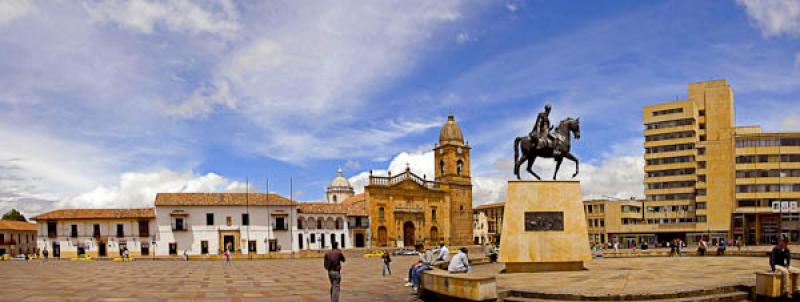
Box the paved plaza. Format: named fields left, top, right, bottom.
left=0, top=256, right=421, bottom=302
left=0, top=255, right=772, bottom=301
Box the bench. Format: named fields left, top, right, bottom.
left=420, top=269, right=496, bottom=301
left=756, top=270, right=800, bottom=299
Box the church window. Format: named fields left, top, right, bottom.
left=432, top=208, right=437, bottom=220
left=333, top=195, right=337, bottom=203
left=379, top=207, right=385, bottom=220
left=440, top=160, right=445, bottom=175
left=457, top=160, right=463, bottom=176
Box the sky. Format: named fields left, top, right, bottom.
left=1, top=0, right=799, bottom=217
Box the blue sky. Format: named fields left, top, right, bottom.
left=1, top=0, right=799, bottom=216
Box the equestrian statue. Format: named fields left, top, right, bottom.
left=514, top=104, right=581, bottom=180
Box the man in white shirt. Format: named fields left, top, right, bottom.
left=436, top=244, right=449, bottom=262
left=448, top=247, right=470, bottom=274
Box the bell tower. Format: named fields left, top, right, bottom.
left=434, top=114, right=473, bottom=245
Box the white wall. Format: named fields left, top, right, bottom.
left=297, top=214, right=350, bottom=250
left=155, top=205, right=298, bottom=256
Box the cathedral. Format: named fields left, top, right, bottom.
left=364, top=114, right=474, bottom=247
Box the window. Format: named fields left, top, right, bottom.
left=439, top=160, right=445, bottom=175
left=696, top=215, right=707, bottom=222
left=275, top=217, right=286, bottom=230
left=310, top=233, right=316, bottom=243
left=298, top=218, right=304, bottom=229
left=696, top=202, right=706, bottom=209
left=432, top=208, right=437, bottom=220
left=456, top=160, right=463, bottom=176
left=644, top=118, right=694, bottom=130
left=169, top=243, right=177, bottom=255
left=116, top=224, right=124, bottom=238
left=47, top=222, right=57, bottom=238
left=206, top=213, right=214, bottom=225
left=174, top=218, right=185, bottom=231
left=333, top=195, right=338, bottom=203
left=699, top=109, right=705, bottom=116
left=137, top=221, right=149, bottom=237
left=93, top=224, right=101, bottom=237
left=652, top=107, right=683, bottom=116
left=317, top=219, right=323, bottom=229
left=379, top=207, right=385, bottom=220
left=226, top=216, right=232, bottom=226
left=242, top=213, right=250, bottom=226
left=70, top=224, right=78, bottom=238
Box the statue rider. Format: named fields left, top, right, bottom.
left=529, top=103, right=559, bottom=156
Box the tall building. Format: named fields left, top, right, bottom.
left=642, top=80, right=735, bottom=243
left=365, top=114, right=473, bottom=247
left=636, top=79, right=800, bottom=245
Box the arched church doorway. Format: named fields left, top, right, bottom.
left=403, top=221, right=415, bottom=247
left=377, top=226, right=388, bottom=246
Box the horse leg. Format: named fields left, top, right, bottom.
left=564, top=152, right=579, bottom=178
left=515, top=154, right=527, bottom=180
left=553, top=158, right=563, bottom=180
left=526, top=156, right=541, bottom=180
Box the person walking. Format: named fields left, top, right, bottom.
left=717, top=238, right=727, bottom=256
left=381, top=251, right=392, bottom=276
left=42, top=248, right=48, bottom=263
left=771, top=238, right=800, bottom=297
left=224, top=248, right=232, bottom=266
left=324, top=242, right=346, bottom=302
left=698, top=238, right=707, bottom=256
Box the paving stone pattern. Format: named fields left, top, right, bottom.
left=0, top=256, right=422, bottom=302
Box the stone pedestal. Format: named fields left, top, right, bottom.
left=499, top=180, right=591, bottom=273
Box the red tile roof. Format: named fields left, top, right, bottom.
left=297, top=203, right=347, bottom=214
left=474, top=202, right=505, bottom=210
left=342, top=194, right=367, bottom=216
left=154, top=193, right=294, bottom=206
left=32, top=208, right=155, bottom=221
left=0, top=220, right=37, bottom=231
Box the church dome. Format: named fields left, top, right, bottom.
left=329, top=168, right=352, bottom=188
left=439, top=114, right=464, bottom=146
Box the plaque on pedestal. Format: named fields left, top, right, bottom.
left=499, top=180, right=591, bottom=273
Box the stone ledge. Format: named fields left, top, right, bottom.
left=421, top=268, right=497, bottom=301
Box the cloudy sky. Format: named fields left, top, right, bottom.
left=1, top=0, right=799, bottom=217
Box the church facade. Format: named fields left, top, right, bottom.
left=365, top=114, right=473, bottom=247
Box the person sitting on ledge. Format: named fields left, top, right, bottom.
left=771, top=238, right=800, bottom=297
left=448, top=247, right=471, bottom=274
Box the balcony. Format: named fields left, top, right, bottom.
left=171, top=222, right=189, bottom=231
left=273, top=224, right=288, bottom=231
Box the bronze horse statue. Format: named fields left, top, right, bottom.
left=514, top=117, right=581, bottom=180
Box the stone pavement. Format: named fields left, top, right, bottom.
left=0, top=255, right=422, bottom=302
left=492, top=256, right=767, bottom=297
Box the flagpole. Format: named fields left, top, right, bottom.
left=246, top=177, right=251, bottom=260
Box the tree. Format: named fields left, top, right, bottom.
left=1, top=209, right=27, bottom=222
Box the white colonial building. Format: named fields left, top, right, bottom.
left=32, top=208, right=156, bottom=258
left=154, top=193, right=298, bottom=256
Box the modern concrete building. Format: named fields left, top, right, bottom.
left=154, top=193, right=298, bottom=256
left=32, top=209, right=156, bottom=258
left=472, top=202, right=504, bottom=245
left=0, top=220, right=37, bottom=256
left=732, top=130, right=800, bottom=245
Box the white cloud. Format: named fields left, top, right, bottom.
left=56, top=169, right=249, bottom=209
left=0, top=0, right=32, bottom=26
left=456, top=32, right=478, bottom=43
left=737, top=0, right=800, bottom=37
left=83, top=0, right=240, bottom=38
left=506, top=3, right=518, bottom=13
left=782, top=113, right=800, bottom=131
left=344, top=160, right=361, bottom=171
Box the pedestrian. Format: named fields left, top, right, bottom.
left=42, top=248, right=48, bottom=263
left=448, top=247, right=471, bottom=274
left=183, top=250, right=189, bottom=261
left=613, top=240, right=619, bottom=253
left=224, top=248, right=232, bottom=266
left=324, top=242, right=346, bottom=302
left=382, top=251, right=392, bottom=276
left=736, top=236, right=744, bottom=252
left=485, top=243, right=497, bottom=263
left=771, top=238, right=800, bottom=297
left=677, top=239, right=683, bottom=257
left=716, top=238, right=727, bottom=256
left=698, top=238, right=707, bottom=256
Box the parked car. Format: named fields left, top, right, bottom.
left=393, top=247, right=418, bottom=256
left=10, top=254, right=27, bottom=261
left=363, top=250, right=385, bottom=258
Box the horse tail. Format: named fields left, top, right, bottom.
left=514, top=136, right=522, bottom=165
